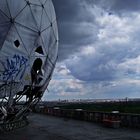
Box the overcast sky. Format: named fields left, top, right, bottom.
left=43, top=0, right=140, bottom=100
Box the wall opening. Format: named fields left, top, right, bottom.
left=35, top=46, right=44, bottom=55
left=31, top=58, right=43, bottom=85
left=14, top=40, right=20, bottom=48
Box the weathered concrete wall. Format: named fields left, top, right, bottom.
left=34, top=107, right=140, bottom=128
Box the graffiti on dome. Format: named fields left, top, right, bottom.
left=0, top=54, right=28, bottom=81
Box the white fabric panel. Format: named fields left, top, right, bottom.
left=1, top=25, right=28, bottom=55
left=0, top=23, right=11, bottom=49
left=0, top=12, right=9, bottom=24
left=41, top=28, right=51, bottom=52
left=52, top=20, right=59, bottom=41
left=30, top=5, right=43, bottom=30
left=41, top=9, right=51, bottom=31
left=48, top=0, right=56, bottom=21
left=15, top=6, right=38, bottom=31
left=14, top=24, right=39, bottom=54
left=0, top=0, right=10, bottom=18
left=44, top=0, right=52, bottom=22
left=41, top=0, right=48, bottom=5
left=7, top=0, right=26, bottom=18
left=29, top=0, right=41, bottom=5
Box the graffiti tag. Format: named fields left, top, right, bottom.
left=2, top=55, right=28, bottom=81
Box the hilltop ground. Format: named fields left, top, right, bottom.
left=0, top=113, right=139, bottom=140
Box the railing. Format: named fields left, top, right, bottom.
left=35, top=107, right=140, bottom=128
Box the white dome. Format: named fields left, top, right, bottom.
left=0, top=0, right=58, bottom=121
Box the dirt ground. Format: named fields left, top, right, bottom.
left=0, top=113, right=140, bottom=140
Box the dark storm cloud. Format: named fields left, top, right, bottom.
left=108, top=0, right=140, bottom=12
left=53, top=0, right=97, bottom=61
left=53, top=0, right=80, bottom=22
left=53, top=0, right=140, bottom=62
left=86, top=0, right=140, bottom=12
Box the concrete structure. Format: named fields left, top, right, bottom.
left=36, top=107, right=140, bottom=128
left=0, top=113, right=140, bottom=140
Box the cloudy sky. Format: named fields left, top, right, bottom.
left=43, top=0, right=140, bottom=100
